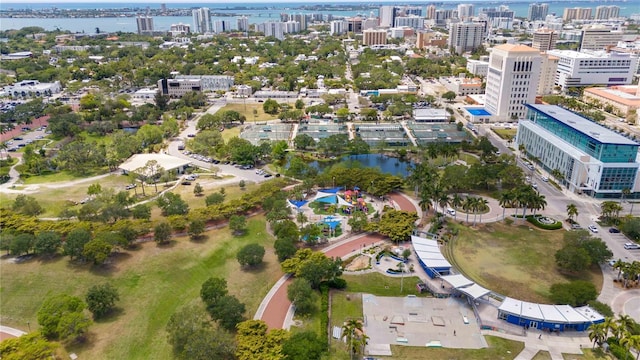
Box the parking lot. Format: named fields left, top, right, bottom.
left=4, top=125, right=50, bottom=152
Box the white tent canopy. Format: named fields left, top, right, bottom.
left=441, top=274, right=474, bottom=289
left=457, top=283, right=491, bottom=300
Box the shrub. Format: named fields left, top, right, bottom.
left=526, top=215, right=562, bottom=230
left=608, top=341, right=633, bottom=360
left=326, top=278, right=347, bottom=289
left=587, top=300, right=614, bottom=318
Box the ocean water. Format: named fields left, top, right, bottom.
left=1, top=1, right=637, bottom=33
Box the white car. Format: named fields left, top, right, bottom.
left=624, top=243, right=640, bottom=250
left=541, top=176, right=549, bottom=182
left=446, top=208, right=456, bottom=216
left=588, top=225, right=598, bottom=233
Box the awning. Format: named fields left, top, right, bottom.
left=457, top=284, right=491, bottom=300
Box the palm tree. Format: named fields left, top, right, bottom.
left=617, top=314, right=635, bottom=336
left=613, top=259, right=626, bottom=280
left=603, top=316, right=618, bottom=339
left=341, top=319, right=366, bottom=359
left=499, top=191, right=513, bottom=221
left=531, top=194, right=547, bottom=216
left=518, top=187, right=536, bottom=223
left=588, top=323, right=608, bottom=349
left=620, top=334, right=640, bottom=360
left=451, top=193, right=463, bottom=221
left=438, top=193, right=450, bottom=218
left=431, top=186, right=446, bottom=216
left=463, top=196, right=473, bottom=224
left=471, top=197, right=482, bottom=226
left=297, top=211, right=308, bottom=226
left=419, top=192, right=433, bottom=216
left=566, top=203, right=579, bottom=222
left=477, top=198, right=489, bottom=224
left=622, top=187, right=631, bottom=204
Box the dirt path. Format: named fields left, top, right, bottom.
left=258, top=192, right=417, bottom=329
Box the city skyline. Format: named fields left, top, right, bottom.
left=1, top=0, right=636, bottom=3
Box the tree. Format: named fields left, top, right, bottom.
left=294, top=134, right=315, bottom=150
left=369, top=209, right=418, bottom=243
left=208, top=295, right=246, bottom=331
left=87, top=183, right=102, bottom=196
left=566, top=203, right=579, bottom=222
left=549, top=280, right=597, bottom=306
left=442, top=91, right=457, bottom=102
left=131, top=204, right=151, bottom=220
left=239, top=180, right=246, bottom=190
left=154, top=222, right=172, bottom=245
left=11, top=194, right=44, bottom=216
left=295, top=99, right=305, bottom=110
left=63, top=228, right=91, bottom=261
left=157, top=192, right=189, bottom=216
left=193, top=183, right=204, bottom=197
left=205, top=191, right=226, bottom=206
left=341, top=319, right=368, bottom=358
left=82, top=238, right=113, bottom=265
left=263, top=99, right=280, bottom=114
left=85, top=283, right=119, bottom=319
left=0, top=332, right=58, bottom=359
left=555, top=246, right=591, bottom=272
left=236, top=320, right=289, bottom=360
left=166, top=305, right=235, bottom=360
left=10, top=233, right=35, bottom=256
left=282, top=331, right=327, bottom=360
left=229, top=215, right=247, bottom=235
left=37, top=294, right=91, bottom=341
left=348, top=211, right=369, bottom=233
left=281, top=249, right=343, bottom=289
left=188, top=218, right=206, bottom=240
left=287, top=278, right=318, bottom=315
left=237, top=243, right=265, bottom=267
left=200, top=277, right=228, bottom=308
left=589, top=323, right=608, bottom=349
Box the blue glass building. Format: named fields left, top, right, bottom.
left=516, top=104, right=640, bottom=198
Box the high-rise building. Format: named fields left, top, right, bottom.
left=532, top=28, right=558, bottom=51
left=363, top=29, right=387, bottom=46
left=479, top=6, right=515, bottom=30
left=330, top=20, right=348, bottom=35
left=394, top=16, right=423, bottom=30
left=457, top=4, right=475, bottom=21
left=292, top=14, right=308, bottom=30
left=212, top=20, right=235, bottom=33
left=485, top=44, right=542, bottom=121
left=402, top=6, right=422, bottom=17
left=448, top=22, right=485, bottom=54
left=136, top=15, right=154, bottom=35
left=435, top=9, right=456, bottom=27
left=160, top=3, right=167, bottom=14
left=528, top=3, right=549, bottom=21
left=562, top=7, right=592, bottom=22
left=516, top=104, right=640, bottom=198
left=257, top=22, right=285, bottom=40
left=237, top=16, right=249, bottom=32
left=192, top=8, right=211, bottom=33
left=416, top=30, right=447, bottom=49
left=580, top=25, right=624, bottom=51
left=537, top=53, right=558, bottom=95
left=379, top=6, right=396, bottom=27
left=595, top=5, right=620, bottom=20
left=426, top=5, right=436, bottom=20
left=362, top=17, right=378, bottom=31
left=546, top=50, right=638, bottom=90
left=169, top=23, right=190, bottom=36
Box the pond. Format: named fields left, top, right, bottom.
left=304, top=154, right=414, bottom=177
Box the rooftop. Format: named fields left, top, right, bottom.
left=119, top=153, right=191, bottom=174
left=527, top=104, right=638, bottom=146
left=493, top=44, right=539, bottom=53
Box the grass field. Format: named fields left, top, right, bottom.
left=492, top=128, right=517, bottom=141
left=168, top=177, right=260, bottom=210
left=533, top=351, right=553, bottom=360
left=343, top=273, right=424, bottom=297
left=384, top=335, right=524, bottom=359
left=221, top=126, right=241, bottom=141
left=449, top=222, right=603, bottom=303
left=0, top=174, right=132, bottom=217
left=216, top=103, right=295, bottom=122
left=0, top=216, right=282, bottom=360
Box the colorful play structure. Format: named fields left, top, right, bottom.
left=310, top=187, right=369, bottom=214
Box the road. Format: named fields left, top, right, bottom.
left=166, top=101, right=272, bottom=184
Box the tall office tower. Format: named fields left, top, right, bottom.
left=394, top=16, right=424, bottom=30
left=192, top=8, right=211, bottom=33
left=595, top=5, right=620, bottom=20
left=485, top=44, right=542, bottom=121
left=537, top=53, right=559, bottom=95
left=403, top=6, right=422, bottom=16
left=479, top=6, right=515, bottom=30
left=212, top=20, right=235, bottom=33
left=136, top=15, right=154, bottom=35
left=580, top=25, right=623, bottom=51
left=284, top=21, right=301, bottom=34
left=330, top=20, right=348, bottom=35
left=426, top=5, right=436, bottom=20
left=532, top=28, right=558, bottom=51
left=237, top=16, right=249, bottom=32
left=448, top=22, right=484, bottom=54
left=362, top=17, right=378, bottom=30
left=528, top=3, right=549, bottom=21
left=363, top=29, right=388, bottom=46
left=563, top=7, right=592, bottom=22
left=379, top=6, right=396, bottom=27
left=457, top=4, right=475, bottom=21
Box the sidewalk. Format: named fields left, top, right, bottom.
left=481, top=329, right=590, bottom=360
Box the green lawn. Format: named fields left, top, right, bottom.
left=492, top=128, right=517, bottom=141
left=216, top=103, right=295, bottom=122
left=0, top=216, right=283, bottom=360
left=343, top=273, right=424, bottom=297
left=563, top=349, right=613, bottom=359
left=221, top=126, right=241, bottom=142
left=533, top=350, right=552, bottom=360
left=169, top=177, right=261, bottom=210
left=331, top=292, right=363, bottom=326
left=21, top=170, right=108, bottom=185
left=382, top=336, right=524, bottom=360
left=449, top=222, right=603, bottom=303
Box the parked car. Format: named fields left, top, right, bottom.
left=588, top=225, right=598, bottom=233
left=264, top=174, right=272, bottom=178
left=181, top=180, right=192, bottom=185
left=446, top=208, right=456, bottom=216
left=185, top=175, right=196, bottom=181
left=609, top=227, right=621, bottom=233
left=624, top=243, right=640, bottom=250
left=125, top=184, right=137, bottom=190
left=187, top=133, right=195, bottom=138
left=570, top=223, right=582, bottom=230
left=541, top=176, right=549, bottom=182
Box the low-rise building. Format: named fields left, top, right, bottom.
left=547, top=50, right=638, bottom=90
left=466, top=59, right=489, bottom=77
left=132, top=88, right=158, bottom=102
left=440, top=76, right=484, bottom=96
left=157, top=78, right=201, bottom=98
left=583, top=85, right=640, bottom=120
left=4, top=80, right=62, bottom=98
left=254, top=90, right=298, bottom=99
left=413, top=108, right=448, bottom=122
left=175, top=75, right=234, bottom=91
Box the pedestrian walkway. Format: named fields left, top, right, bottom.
left=483, top=329, right=590, bottom=360
left=0, top=325, right=26, bottom=341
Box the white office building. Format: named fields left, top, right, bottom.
left=394, top=16, right=423, bottom=30
left=547, top=50, right=638, bottom=90
left=157, top=78, right=201, bottom=98
left=4, top=80, right=62, bottom=98
left=528, top=3, right=549, bottom=21
left=537, top=53, right=559, bottom=95
left=595, top=5, right=620, bottom=20
left=516, top=104, right=640, bottom=198
left=449, top=22, right=485, bottom=54
left=330, top=20, right=348, bottom=35
left=457, top=4, right=475, bottom=20
left=580, top=26, right=624, bottom=51
left=485, top=44, right=541, bottom=121
left=237, top=16, right=249, bottom=32
left=466, top=59, right=489, bottom=77
left=257, top=22, right=286, bottom=40
left=175, top=75, right=234, bottom=91
left=379, top=6, right=396, bottom=27
left=532, top=28, right=558, bottom=51
left=192, top=8, right=212, bottom=33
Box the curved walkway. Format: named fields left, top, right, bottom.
left=255, top=192, right=417, bottom=329
left=0, top=325, right=26, bottom=341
